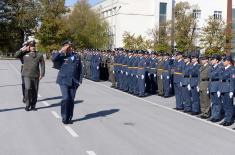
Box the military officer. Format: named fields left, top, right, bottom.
left=198, top=55, right=211, bottom=119
left=162, top=53, right=172, bottom=97
left=51, top=40, right=83, bottom=124
left=190, top=54, right=200, bottom=115
left=208, top=54, right=223, bottom=122
left=181, top=54, right=192, bottom=113
left=218, top=56, right=235, bottom=126
left=173, top=51, right=185, bottom=110
left=157, top=53, right=164, bottom=96
left=137, top=51, right=147, bottom=97
left=15, top=40, right=45, bottom=111
left=148, top=52, right=158, bottom=95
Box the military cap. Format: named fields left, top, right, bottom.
left=175, top=51, right=183, bottom=56
left=191, top=52, right=199, bottom=59
left=62, top=40, right=72, bottom=46
left=223, top=55, right=234, bottom=62
left=211, top=54, right=221, bottom=61
left=199, top=55, right=209, bottom=60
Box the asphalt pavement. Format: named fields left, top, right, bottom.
left=1, top=60, right=235, bottom=155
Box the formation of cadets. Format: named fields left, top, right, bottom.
left=80, top=48, right=235, bottom=126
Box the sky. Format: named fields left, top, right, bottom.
left=65, top=0, right=102, bottom=6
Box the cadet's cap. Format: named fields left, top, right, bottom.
left=211, top=54, right=221, bottom=61
left=223, top=55, right=234, bottom=62
left=175, top=51, right=183, bottom=56
left=62, top=40, right=73, bottom=46
left=199, top=55, right=209, bottom=60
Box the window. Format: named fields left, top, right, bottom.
left=214, top=11, right=222, bottom=20
left=193, top=10, right=201, bottom=19
left=159, top=2, right=167, bottom=24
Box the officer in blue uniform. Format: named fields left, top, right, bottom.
left=181, top=54, right=192, bottom=112
left=208, top=54, right=223, bottom=122
left=173, top=51, right=185, bottom=110
left=133, top=51, right=141, bottom=95
left=162, top=53, right=172, bottom=97
left=51, top=41, right=83, bottom=124
left=218, top=56, right=235, bottom=126
left=190, top=53, right=200, bottom=115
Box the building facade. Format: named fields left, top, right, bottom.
left=93, top=0, right=228, bottom=49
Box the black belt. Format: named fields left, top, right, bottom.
left=191, top=76, right=198, bottom=78
left=222, top=80, right=230, bottom=82
left=210, top=79, right=219, bottom=81
left=184, top=76, right=190, bottom=78
left=202, top=79, right=209, bottom=81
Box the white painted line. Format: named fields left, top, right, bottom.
left=64, top=126, right=79, bottom=138
left=7, top=61, right=21, bottom=75
left=51, top=111, right=61, bottom=119
left=86, top=151, right=97, bottom=155
left=42, top=101, right=50, bottom=106
left=87, top=80, right=235, bottom=134
left=38, top=94, right=42, bottom=98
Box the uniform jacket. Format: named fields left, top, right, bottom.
left=208, top=64, right=223, bottom=93
left=199, top=64, right=210, bottom=91
left=218, top=66, right=235, bottom=93
left=173, top=59, right=185, bottom=84
left=52, top=52, right=83, bottom=87
left=15, top=50, right=45, bottom=78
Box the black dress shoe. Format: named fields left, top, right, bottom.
left=200, top=115, right=209, bottom=119
left=191, top=112, right=200, bottom=116
left=210, top=118, right=220, bottom=123
left=25, top=106, right=30, bottom=111
left=173, top=108, right=183, bottom=111
left=30, top=106, right=37, bottom=111
left=220, top=121, right=233, bottom=126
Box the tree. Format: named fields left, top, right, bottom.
left=66, top=0, right=110, bottom=49
left=36, top=0, right=68, bottom=53
left=0, top=0, right=41, bottom=53
left=200, top=16, right=228, bottom=55
left=150, top=22, right=171, bottom=52
left=174, top=2, right=198, bottom=52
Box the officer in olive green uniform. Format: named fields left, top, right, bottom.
left=15, top=40, right=45, bottom=111
left=198, top=55, right=211, bottom=119
left=157, top=53, right=164, bottom=96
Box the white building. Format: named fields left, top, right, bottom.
left=92, top=0, right=228, bottom=49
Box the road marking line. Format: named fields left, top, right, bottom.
left=7, top=61, right=21, bottom=75
left=51, top=111, right=61, bottom=119
left=42, top=101, right=50, bottom=106
left=86, top=151, right=97, bottom=155
left=64, top=126, right=79, bottom=138
left=87, top=80, right=235, bottom=134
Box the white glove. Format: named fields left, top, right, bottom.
left=154, top=74, right=156, bottom=78
left=170, top=84, right=172, bottom=88
left=206, top=88, right=209, bottom=94
left=112, top=71, right=115, bottom=74
left=97, top=66, right=99, bottom=70
left=131, top=74, right=133, bottom=76
left=148, top=73, right=150, bottom=76
left=187, top=84, right=191, bottom=91
left=229, top=92, right=233, bottom=98
left=167, top=76, right=170, bottom=79
left=141, top=75, right=144, bottom=79
left=126, top=72, right=128, bottom=76
left=121, top=70, right=123, bottom=74
left=197, top=86, right=200, bottom=92
left=136, top=75, right=138, bottom=78
left=160, top=75, right=163, bottom=79
left=180, top=82, right=182, bottom=87
left=217, top=91, right=221, bottom=98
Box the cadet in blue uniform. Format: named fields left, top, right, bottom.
left=52, top=41, right=83, bottom=124
left=162, top=53, right=172, bottom=97
left=173, top=52, right=185, bottom=110
left=137, top=51, right=147, bottom=97
left=190, top=54, right=200, bottom=115
left=148, top=52, right=158, bottom=95
left=181, top=54, right=192, bottom=112
left=218, top=56, right=235, bottom=126
left=208, top=54, right=223, bottom=122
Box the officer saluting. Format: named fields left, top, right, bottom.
left=15, top=40, right=45, bottom=111
left=52, top=40, right=83, bottom=124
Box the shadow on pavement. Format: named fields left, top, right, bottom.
left=0, top=100, right=84, bottom=112
left=73, top=109, right=120, bottom=123
left=37, top=100, right=84, bottom=110
left=38, top=96, right=62, bottom=102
